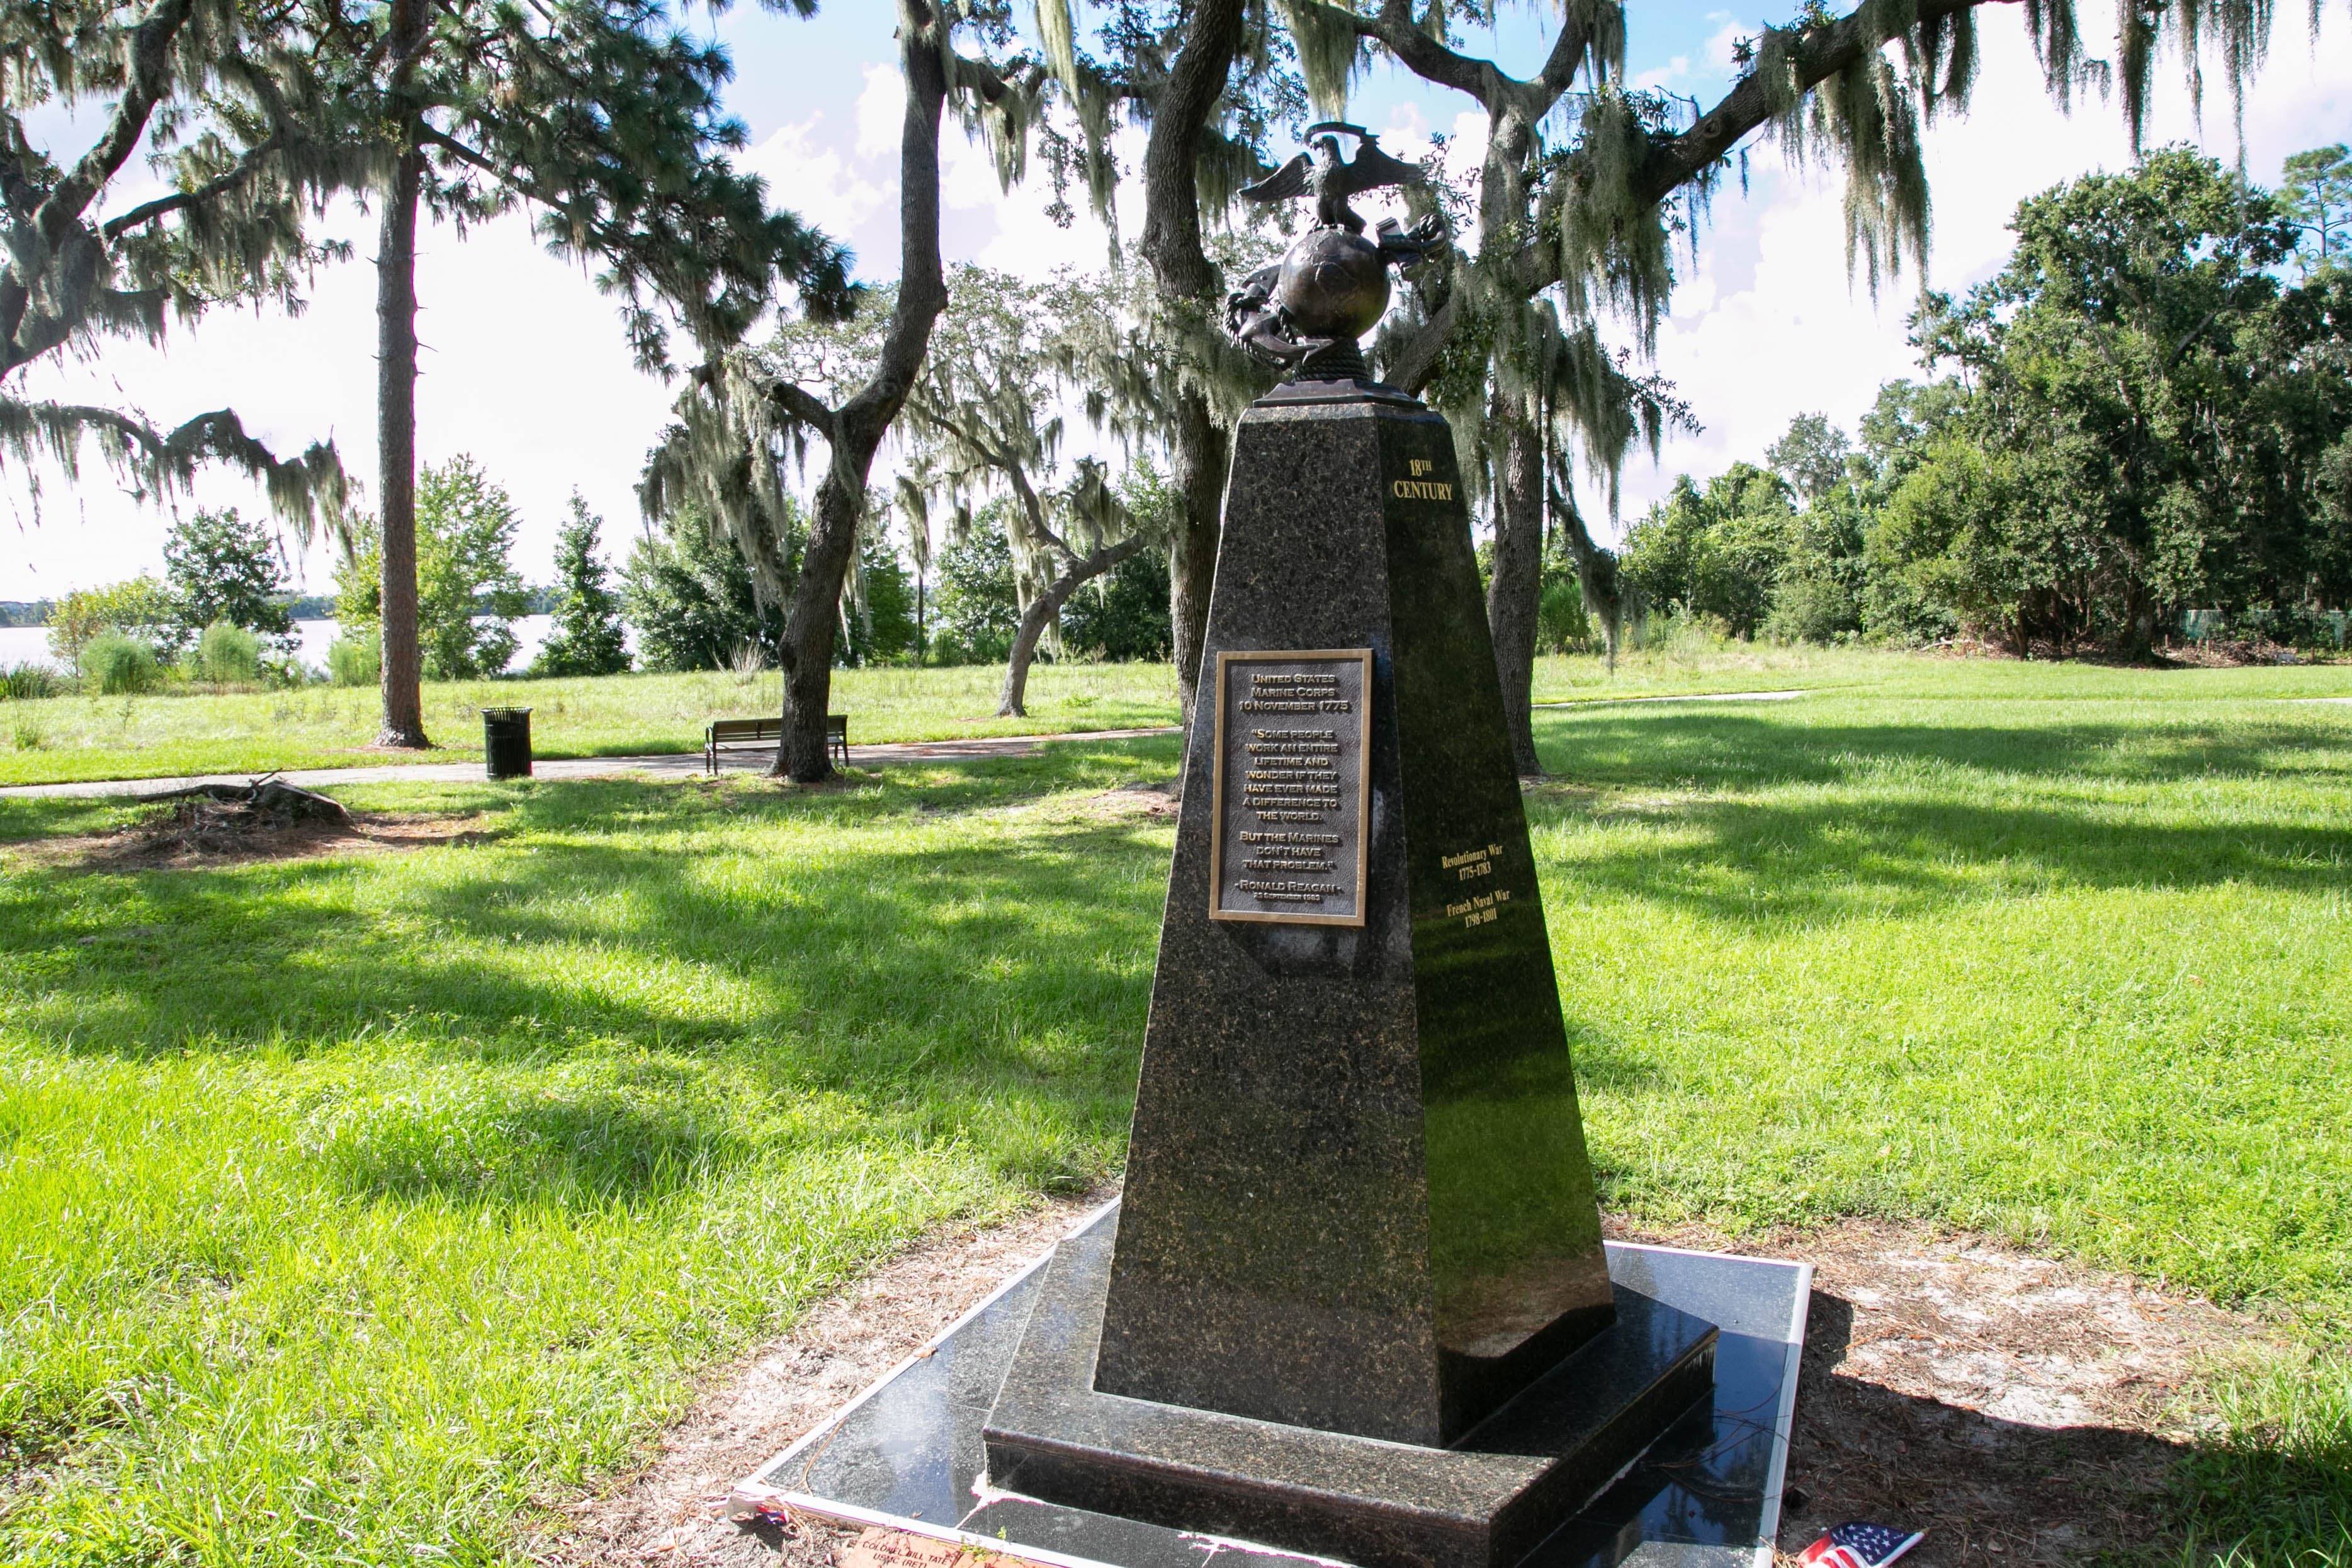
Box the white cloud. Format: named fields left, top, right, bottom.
left=1634, top=55, right=1694, bottom=89
left=744, top=114, right=888, bottom=243
left=1705, top=18, right=1750, bottom=74
left=856, top=64, right=903, bottom=159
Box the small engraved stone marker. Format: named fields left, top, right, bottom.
left=1207, top=649, right=1371, bottom=926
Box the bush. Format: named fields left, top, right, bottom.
left=80, top=633, right=161, bottom=694
left=191, top=620, right=263, bottom=684
left=1536, top=573, right=1593, bottom=654
left=1061, top=548, right=1172, bottom=662
left=932, top=511, right=1019, bottom=665
left=620, top=502, right=784, bottom=673
left=328, top=633, right=381, bottom=689
left=0, top=662, right=60, bottom=701
left=47, top=575, right=178, bottom=663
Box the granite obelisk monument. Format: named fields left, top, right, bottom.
left=983, top=125, right=1716, bottom=1568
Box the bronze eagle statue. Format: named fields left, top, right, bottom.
left=1240, top=121, right=1424, bottom=234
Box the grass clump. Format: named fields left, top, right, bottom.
left=189, top=620, right=263, bottom=685
left=75, top=633, right=159, bottom=696
left=327, top=632, right=380, bottom=688
left=0, top=660, right=1182, bottom=785
left=1, top=662, right=59, bottom=701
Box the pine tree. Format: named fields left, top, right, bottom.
left=346, top=0, right=854, bottom=746
left=534, top=495, right=631, bottom=677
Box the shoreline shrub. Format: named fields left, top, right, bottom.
left=81, top=633, right=160, bottom=694
left=192, top=621, right=263, bottom=684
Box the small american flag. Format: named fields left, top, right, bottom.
left=1797, top=1521, right=1926, bottom=1568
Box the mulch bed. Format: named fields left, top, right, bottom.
left=538, top=1200, right=2262, bottom=1568
left=1609, top=1217, right=2255, bottom=1565
left=16, top=778, right=496, bottom=871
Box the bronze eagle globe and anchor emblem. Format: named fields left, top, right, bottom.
left=1224, top=121, right=1449, bottom=381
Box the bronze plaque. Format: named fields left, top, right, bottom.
left=1208, top=649, right=1372, bottom=926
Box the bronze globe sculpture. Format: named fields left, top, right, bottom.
left=1275, top=227, right=1394, bottom=342
left=1224, top=123, right=1447, bottom=380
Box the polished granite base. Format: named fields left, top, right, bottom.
left=987, top=1217, right=1715, bottom=1568
left=749, top=1204, right=1812, bottom=1568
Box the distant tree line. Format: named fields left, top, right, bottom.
left=1617, top=149, right=2352, bottom=657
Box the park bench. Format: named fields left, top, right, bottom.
left=704, top=714, right=848, bottom=774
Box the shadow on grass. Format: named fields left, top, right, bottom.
left=1527, top=712, right=2351, bottom=931
left=1535, top=709, right=2351, bottom=791
left=0, top=751, right=1184, bottom=1202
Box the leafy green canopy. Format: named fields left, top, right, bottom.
left=1879, top=148, right=2352, bottom=651
left=932, top=502, right=1022, bottom=665
left=619, top=500, right=784, bottom=673
left=162, top=507, right=296, bottom=649
left=1617, top=150, right=2352, bottom=655
left=337, top=456, right=529, bottom=679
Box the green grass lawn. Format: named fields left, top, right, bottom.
left=0, top=661, right=1183, bottom=786
left=0, top=640, right=2188, bottom=790
left=2, top=653, right=2349, bottom=1564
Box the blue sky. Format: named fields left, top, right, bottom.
left=4, top=1, right=2346, bottom=600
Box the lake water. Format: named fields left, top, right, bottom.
left=0, top=616, right=562, bottom=676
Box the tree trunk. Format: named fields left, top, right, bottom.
left=771, top=0, right=950, bottom=781
left=375, top=142, right=428, bottom=748
left=1166, top=390, right=1226, bottom=728
left=1135, top=0, right=1245, bottom=732
left=1488, top=402, right=1544, bottom=776
left=1000, top=535, right=1149, bottom=717
left=776, top=471, right=859, bottom=776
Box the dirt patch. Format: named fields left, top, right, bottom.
left=16, top=782, right=497, bottom=871
left=1080, top=779, right=1180, bottom=819
left=533, top=1193, right=1108, bottom=1568
left=1610, top=1217, right=2260, bottom=1565
left=534, top=1203, right=2258, bottom=1568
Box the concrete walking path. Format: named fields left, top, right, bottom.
left=0, top=726, right=1182, bottom=801
left=1533, top=688, right=1812, bottom=708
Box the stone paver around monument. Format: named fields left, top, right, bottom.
left=0, top=726, right=1181, bottom=801
left=538, top=1197, right=2258, bottom=1568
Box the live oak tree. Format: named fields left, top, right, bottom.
left=1, top=0, right=356, bottom=528
left=1029, top=0, right=1302, bottom=727
left=895, top=267, right=1156, bottom=717
left=1285, top=0, right=2329, bottom=770
left=702, top=0, right=1037, bottom=780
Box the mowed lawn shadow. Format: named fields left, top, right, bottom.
left=1527, top=710, right=2352, bottom=929
left=1535, top=708, right=2351, bottom=791
left=0, top=760, right=1181, bottom=1202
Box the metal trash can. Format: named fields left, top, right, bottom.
left=482, top=707, right=533, bottom=779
